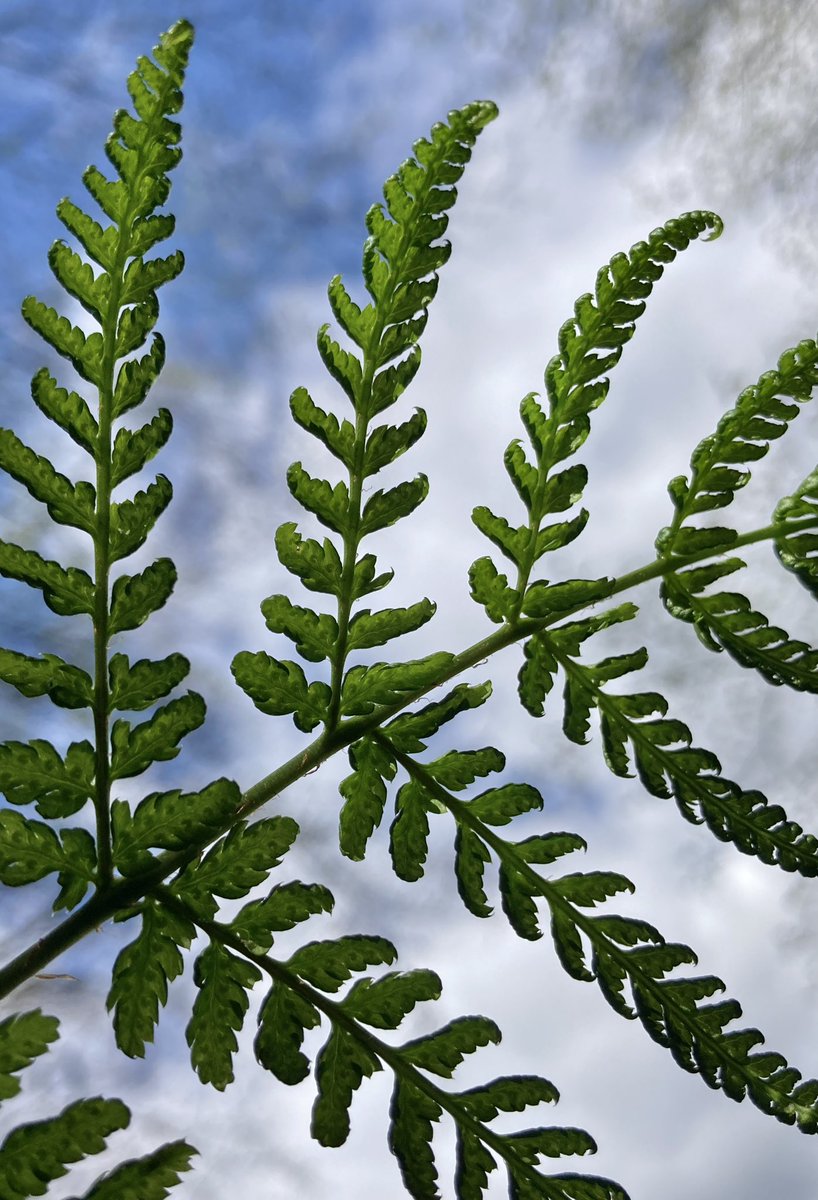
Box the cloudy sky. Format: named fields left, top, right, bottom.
left=1, top=3, right=817, bottom=1198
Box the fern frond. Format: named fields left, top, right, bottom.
left=470, top=212, right=722, bottom=626
left=0, top=810, right=96, bottom=911
left=660, top=338, right=817, bottom=537
left=235, top=102, right=497, bottom=734
left=375, top=734, right=818, bottom=1134
left=157, top=890, right=626, bottom=1200
left=0, top=18, right=198, bottom=901
left=527, top=613, right=818, bottom=876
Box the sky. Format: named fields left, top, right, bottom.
left=1, top=3, right=817, bottom=1199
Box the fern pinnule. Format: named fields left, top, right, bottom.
left=470, top=211, right=723, bottom=628
left=234, top=102, right=497, bottom=735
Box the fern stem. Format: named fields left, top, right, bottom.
left=3, top=518, right=811, bottom=998
left=91, top=283, right=119, bottom=887
left=154, top=886, right=604, bottom=1199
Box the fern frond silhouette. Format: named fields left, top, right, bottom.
left=0, top=16, right=816, bottom=1200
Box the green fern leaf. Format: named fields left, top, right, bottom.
left=108, top=651, right=189, bottom=712
left=662, top=338, right=817, bottom=532
left=0, top=430, right=95, bottom=533
left=315, top=325, right=363, bottom=403
left=54, top=828, right=97, bottom=911
left=460, top=1074, right=560, bottom=1119
left=20, top=299, right=104, bottom=387
left=359, top=475, right=429, bottom=536
left=472, top=213, right=721, bottom=627
left=342, top=968, right=442, bottom=1030
left=0, top=1097, right=129, bottom=1200
left=120, top=252, right=185, bottom=305
left=0, top=650, right=92, bottom=710
left=255, top=983, right=321, bottom=1085
left=518, top=631, right=560, bottom=717
left=47, top=240, right=110, bottom=321
left=363, top=409, right=427, bottom=475
left=109, top=476, right=173, bottom=561
left=274, top=522, right=344, bottom=596
left=0, top=810, right=95, bottom=896
left=110, top=409, right=173, bottom=487
left=388, top=1078, right=442, bottom=1200
left=401, top=1015, right=501, bottom=1078
left=369, top=347, right=422, bottom=417
left=347, top=599, right=436, bottom=651
left=0, top=541, right=93, bottom=617
left=108, top=558, right=177, bottom=634
left=311, top=1026, right=381, bottom=1146
left=289, top=387, right=356, bottom=469
left=339, top=736, right=397, bottom=860
left=661, top=583, right=818, bottom=692
left=522, top=577, right=614, bottom=619
left=289, top=935, right=396, bottom=993
left=0, top=739, right=94, bottom=818
left=340, top=652, right=455, bottom=717
left=454, top=824, right=493, bottom=917
left=107, top=903, right=194, bottom=1058
left=326, top=274, right=376, bottom=348
left=76, top=1139, right=196, bottom=1200
left=186, top=942, right=261, bottom=1091
left=54, top=199, right=118, bottom=273
left=29, top=369, right=97, bottom=456
left=0, top=1011, right=59, bottom=1104
left=455, top=1129, right=496, bottom=1200
left=390, top=779, right=432, bottom=881
left=774, top=464, right=818, bottom=598
left=384, top=684, right=489, bottom=754
left=112, top=336, right=166, bottom=419
left=427, top=747, right=505, bottom=791
left=109, top=692, right=206, bottom=780
left=260, top=594, right=339, bottom=662
left=173, top=815, right=300, bottom=918
left=286, top=463, right=350, bottom=535
left=114, top=296, right=159, bottom=359
left=231, top=651, right=331, bottom=732
left=468, top=782, right=543, bottom=825
left=351, top=551, right=395, bottom=598
left=111, top=777, right=240, bottom=874
left=516, top=832, right=587, bottom=864
left=499, top=862, right=543, bottom=942
left=469, top=556, right=520, bottom=624
left=230, top=880, right=334, bottom=952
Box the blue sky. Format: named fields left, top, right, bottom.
left=1, top=4, right=817, bottom=1199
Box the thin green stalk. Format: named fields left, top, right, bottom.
left=1, top=516, right=811, bottom=1000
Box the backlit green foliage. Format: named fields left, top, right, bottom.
left=0, top=17, right=816, bottom=1200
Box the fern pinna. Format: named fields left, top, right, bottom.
left=0, top=18, right=817, bottom=1200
